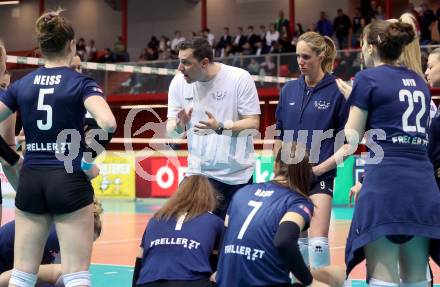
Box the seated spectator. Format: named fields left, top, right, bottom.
left=113, top=35, right=129, bottom=62
left=279, top=26, right=295, bottom=53
left=243, top=25, right=259, bottom=55
left=247, top=58, right=260, bottom=74
left=260, top=55, right=276, bottom=76
left=232, top=26, right=246, bottom=54
left=215, top=27, right=232, bottom=57
left=148, top=36, right=159, bottom=50
left=265, top=23, right=280, bottom=49
left=202, top=28, right=215, bottom=47
left=171, top=30, right=186, bottom=52
left=99, top=48, right=115, bottom=63
left=420, top=3, right=436, bottom=45
left=255, top=40, right=265, bottom=56
left=76, top=37, right=86, bottom=60
left=85, top=39, right=97, bottom=62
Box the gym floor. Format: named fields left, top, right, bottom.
left=2, top=199, right=439, bottom=286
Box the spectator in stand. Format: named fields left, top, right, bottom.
left=366, top=0, right=379, bottom=23
left=316, top=12, right=333, bottom=37
left=266, top=23, right=280, bottom=50
left=98, top=48, right=114, bottom=63
left=259, top=25, right=269, bottom=53
left=407, top=2, right=422, bottom=26
left=333, top=8, right=352, bottom=49
left=275, top=10, right=290, bottom=34
left=171, top=30, right=186, bottom=52
left=247, top=58, right=260, bottom=74
left=243, top=25, right=259, bottom=55
left=420, top=2, right=436, bottom=45
left=202, top=28, right=215, bottom=47
left=232, top=26, right=246, bottom=54
left=255, top=40, right=264, bottom=56
left=294, top=23, right=305, bottom=37
left=85, top=39, right=97, bottom=62
left=140, top=47, right=158, bottom=61
left=148, top=36, right=159, bottom=50
left=113, top=35, right=129, bottom=62
left=260, top=55, right=276, bottom=76
left=215, top=27, right=232, bottom=57
left=279, top=26, right=295, bottom=53
left=76, top=37, right=86, bottom=60
left=351, top=7, right=365, bottom=48
left=437, top=7, right=440, bottom=37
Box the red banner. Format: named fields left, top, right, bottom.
left=136, top=156, right=188, bottom=198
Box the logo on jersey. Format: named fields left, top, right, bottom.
left=93, top=87, right=103, bottom=94
left=314, top=100, right=331, bottom=110
left=211, top=91, right=227, bottom=101
left=299, top=204, right=311, bottom=217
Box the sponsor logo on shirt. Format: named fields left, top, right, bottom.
left=211, top=91, right=227, bottom=101
left=314, top=100, right=331, bottom=110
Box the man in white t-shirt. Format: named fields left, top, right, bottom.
left=166, top=37, right=261, bottom=219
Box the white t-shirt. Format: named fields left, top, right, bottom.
left=167, top=64, right=261, bottom=184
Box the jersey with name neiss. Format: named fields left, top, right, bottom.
left=0, top=66, right=104, bottom=169
left=217, top=182, right=313, bottom=287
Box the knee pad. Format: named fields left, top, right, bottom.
left=308, top=237, right=330, bottom=269
left=9, top=269, right=37, bottom=287
left=298, top=237, right=309, bottom=266
left=400, top=281, right=428, bottom=287
left=369, top=278, right=399, bottom=287
left=63, top=271, right=91, bottom=287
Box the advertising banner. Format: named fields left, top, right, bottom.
left=92, top=152, right=136, bottom=199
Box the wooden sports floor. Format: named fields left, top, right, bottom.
left=2, top=199, right=439, bottom=286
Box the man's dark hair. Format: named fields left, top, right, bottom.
left=178, top=37, right=213, bottom=62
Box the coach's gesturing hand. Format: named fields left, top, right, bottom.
left=177, top=107, right=193, bottom=129
left=194, top=111, right=220, bottom=134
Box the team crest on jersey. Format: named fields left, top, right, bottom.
left=211, top=91, right=227, bottom=101
left=314, top=100, right=331, bottom=110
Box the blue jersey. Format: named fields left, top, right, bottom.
left=349, top=65, right=431, bottom=155
left=429, top=109, right=440, bottom=170
left=276, top=73, right=349, bottom=180
left=0, top=66, right=104, bottom=169
left=137, top=212, right=224, bottom=285
left=217, top=182, right=313, bottom=287
left=0, top=221, right=59, bottom=273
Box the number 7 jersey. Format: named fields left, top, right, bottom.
left=217, top=182, right=314, bottom=287
left=349, top=65, right=431, bottom=154
left=0, top=66, right=104, bottom=169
